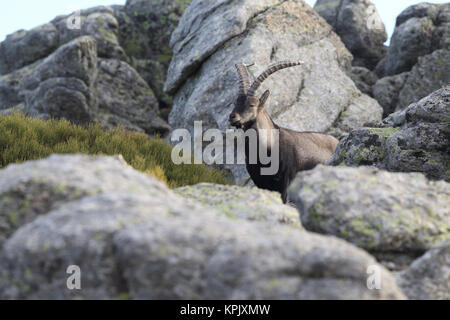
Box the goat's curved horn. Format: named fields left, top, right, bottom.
left=235, top=63, right=252, bottom=95
left=246, top=60, right=304, bottom=98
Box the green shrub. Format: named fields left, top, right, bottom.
left=0, top=113, right=231, bottom=188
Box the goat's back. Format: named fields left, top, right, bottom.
left=280, top=129, right=339, bottom=167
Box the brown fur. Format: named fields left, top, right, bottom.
left=230, top=62, right=339, bottom=202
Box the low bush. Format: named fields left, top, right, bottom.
left=0, top=113, right=230, bottom=188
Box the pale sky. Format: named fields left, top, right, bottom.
left=0, top=0, right=449, bottom=43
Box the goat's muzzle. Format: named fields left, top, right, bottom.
left=229, top=113, right=242, bottom=128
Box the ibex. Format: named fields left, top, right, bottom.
left=229, top=61, right=339, bottom=203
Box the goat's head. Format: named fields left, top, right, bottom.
left=229, top=60, right=304, bottom=129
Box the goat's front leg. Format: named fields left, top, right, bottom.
left=280, top=177, right=292, bottom=204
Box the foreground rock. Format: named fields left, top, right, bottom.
left=165, top=0, right=382, bottom=183
left=0, top=36, right=169, bottom=135
left=314, top=0, right=387, bottom=69
left=329, top=86, right=450, bottom=181
left=396, top=238, right=450, bottom=300
left=175, top=183, right=302, bottom=228
left=288, top=165, right=450, bottom=268
left=0, top=154, right=167, bottom=246
left=0, top=154, right=404, bottom=299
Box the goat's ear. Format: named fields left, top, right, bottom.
left=258, top=90, right=270, bottom=111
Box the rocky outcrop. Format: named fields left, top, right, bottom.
left=288, top=165, right=450, bottom=269
left=384, top=3, right=449, bottom=76
left=19, top=36, right=99, bottom=123
left=396, top=49, right=450, bottom=111
left=0, top=154, right=164, bottom=246
left=114, top=0, right=192, bottom=113
left=175, top=183, right=302, bottom=228
left=396, top=238, right=450, bottom=300
left=0, top=36, right=169, bottom=135
left=165, top=0, right=382, bottom=184
left=374, top=48, right=450, bottom=115
left=314, top=0, right=387, bottom=69
left=329, top=86, right=450, bottom=182
left=0, top=5, right=170, bottom=135
left=372, top=3, right=449, bottom=116
left=51, top=6, right=127, bottom=61
left=0, top=7, right=126, bottom=77
left=0, top=154, right=405, bottom=299
left=95, top=58, right=170, bottom=133
left=0, top=23, right=59, bottom=75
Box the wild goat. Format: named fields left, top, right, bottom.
left=229, top=61, right=339, bottom=203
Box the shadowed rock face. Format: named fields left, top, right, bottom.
left=0, top=154, right=405, bottom=300
left=114, top=0, right=193, bottom=113
left=349, top=66, right=378, bottom=96
left=329, top=86, right=450, bottom=182
left=314, top=0, right=387, bottom=70
left=94, top=58, right=170, bottom=134
left=372, top=72, right=409, bottom=116
left=288, top=165, right=450, bottom=269
left=165, top=0, right=382, bottom=184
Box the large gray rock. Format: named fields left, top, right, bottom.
left=175, top=183, right=302, bottom=228
left=0, top=23, right=59, bottom=75
left=51, top=6, right=127, bottom=61
left=314, top=0, right=387, bottom=69
left=372, top=3, right=449, bottom=116
left=329, top=86, right=450, bottom=182
left=288, top=165, right=450, bottom=268
left=0, top=154, right=405, bottom=299
left=396, top=49, right=450, bottom=111
left=0, top=36, right=169, bottom=135
left=95, top=58, right=170, bottom=134
left=396, top=238, right=450, bottom=300
left=0, top=5, right=170, bottom=134
left=0, top=154, right=167, bottom=247
left=165, top=0, right=382, bottom=184
left=19, top=36, right=99, bottom=123
left=114, top=0, right=193, bottom=112
left=0, top=61, right=40, bottom=110
left=384, top=3, right=449, bottom=76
